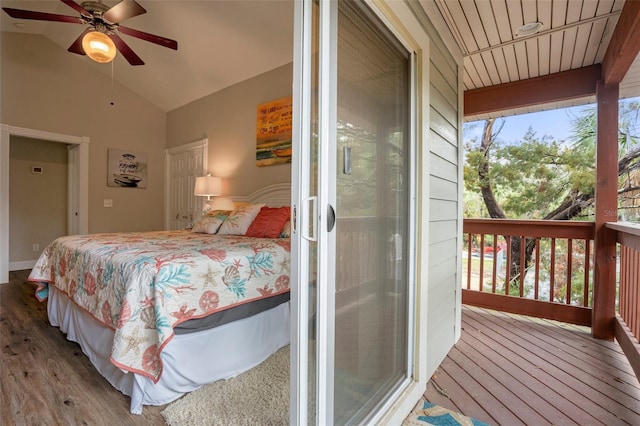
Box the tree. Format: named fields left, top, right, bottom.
left=464, top=100, right=640, bottom=288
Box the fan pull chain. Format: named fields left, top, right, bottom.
left=110, top=60, right=115, bottom=106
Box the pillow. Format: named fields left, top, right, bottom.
left=217, top=203, right=265, bottom=235
left=279, top=220, right=291, bottom=238
left=191, top=211, right=229, bottom=234
left=206, top=209, right=232, bottom=217
left=245, top=206, right=291, bottom=238
left=191, top=217, right=222, bottom=234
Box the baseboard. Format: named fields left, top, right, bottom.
left=9, top=260, right=37, bottom=271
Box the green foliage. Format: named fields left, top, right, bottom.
left=464, top=100, right=640, bottom=220
left=464, top=124, right=594, bottom=219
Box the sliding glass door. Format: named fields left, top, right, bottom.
left=292, top=1, right=415, bottom=424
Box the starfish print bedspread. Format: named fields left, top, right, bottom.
left=28, top=230, right=291, bottom=383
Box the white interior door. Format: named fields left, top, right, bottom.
left=165, top=139, right=207, bottom=230
left=292, top=1, right=419, bottom=424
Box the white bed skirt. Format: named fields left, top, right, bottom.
left=47, top=287, right=290, bottom=414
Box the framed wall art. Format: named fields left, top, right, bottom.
left=107, top=149, right=148, bottom=188
left=256, top=95, right=292, bottom=166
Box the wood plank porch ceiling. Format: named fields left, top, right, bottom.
left=430, top=0, right=640, bottom=120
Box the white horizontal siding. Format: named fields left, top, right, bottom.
left=426, top=34, right=461, bottom=379
left=430, top=152, right=458, bottom=183
left=429, top=218, right=457, bottom=245
left=429, top=237, right=457, bottom=267
left=429, top=199, right=457, bottom=222
left=430, top=175, right=457, bottom=202
left=429, top=131, right=458, bottom=165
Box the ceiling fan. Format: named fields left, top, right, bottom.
left=2, top=0, right=178, bottom=66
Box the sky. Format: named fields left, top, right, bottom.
left=464, top=96, right=640, bottom=145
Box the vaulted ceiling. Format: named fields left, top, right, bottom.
left=2, top=0, right=639, bottom=118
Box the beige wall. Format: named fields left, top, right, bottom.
left=1, top=33, right=166, bottom=233
left=167, top=63, right=293, bottom=196
left=9, top=137, right=67, bottom=262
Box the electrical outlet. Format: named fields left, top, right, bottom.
left=32, top=243, right=39, bottom=252
left=104, top=199, right=113, bottom=208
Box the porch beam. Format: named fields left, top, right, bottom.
left=592, top=81, right=619, bottom=340
left=463, top=65, right=601, bottom=117
left=602, top=0, right=640, bottom=85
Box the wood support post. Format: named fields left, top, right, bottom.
left=592, top=81, right=619, bottom=340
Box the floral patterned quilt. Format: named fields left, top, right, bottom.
left=28, top=230, right=291, bottom=383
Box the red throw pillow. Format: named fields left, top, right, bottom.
left=245, top=206, right=291, bottom=238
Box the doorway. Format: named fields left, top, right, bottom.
left=0, top=124, right=89, bottom=284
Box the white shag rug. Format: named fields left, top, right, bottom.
left=161, top=345, right=290, bottom=426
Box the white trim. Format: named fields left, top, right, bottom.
left=9, top=260, right=37, bottom=271
left=0, top=124, right=89, bottom=284
left=316, top=0, right=338, bottom=422
left=290, top=0, right=312, bottom=423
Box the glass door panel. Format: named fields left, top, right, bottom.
left=334, top=1, right=411, bottom=424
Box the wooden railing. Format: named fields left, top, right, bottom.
left=462, top=219, right=595, bottom=326
left=605, top=222, right=640, bottom=380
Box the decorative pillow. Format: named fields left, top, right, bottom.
left=206, top=209, right=232, bottom=217
left=191, top=211, right=229, bottom=234
left=217, top=203, right=265, bottom=235
left=245, top=206, right=291, bottom=238
left=279, top=220, right=291, bottom=238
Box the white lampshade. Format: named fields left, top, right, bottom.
left=82, top=31, right=117, bottom=63
left=194, top=176, right=222, bottom=197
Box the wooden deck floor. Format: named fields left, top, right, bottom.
left=424, top=305, right=640, bottom=426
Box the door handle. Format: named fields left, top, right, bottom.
left=301, top=196, right=317, bottom=242
left=327, top=204, right=335, bottom=232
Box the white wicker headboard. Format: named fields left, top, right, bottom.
left=230, top=183, right=291, bottom=207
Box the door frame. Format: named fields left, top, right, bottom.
left=163, top=138, right=208, bottom=230
left=0, top=124, right=89, bottom=283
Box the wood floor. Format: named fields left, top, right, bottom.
left=424, top=305, right=640, bottom=426
left=1, top=270, right=166, bottom=425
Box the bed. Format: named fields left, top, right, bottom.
left=27, top=184, right=292, bottom=414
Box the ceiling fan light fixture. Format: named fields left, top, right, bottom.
left=82, top=31, right=117, bottom=63
left=516, top=21, right=544, bottom=37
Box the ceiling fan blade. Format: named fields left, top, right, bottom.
left=118, top=25, right=178, bottom=50
left=2, top=7, right=82, bottom=24
left=59, top=0, right=91, bottom=16
left=109, top=33, right=144, bottom=66
left=103, top=0, right=146, bottom=24
left=67, top=28, right=93, bottom=55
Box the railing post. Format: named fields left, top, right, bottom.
left=593, top=80, right=619, bottom=340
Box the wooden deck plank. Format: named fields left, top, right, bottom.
left=445, top=345, right=552, bottom=425
left=462, top=311, right=626, bottom=424
left=465, top=312, right=632, bottom=424
left=463, top=308, right=640, bottom=424
left=453, top=334, right=588, bottom=425
left=438, top=354, right=516, bottom=425
left=493, top=308, right=639, bottom=382
left=490, top=308, right=640, bottom=391
left=425, top=305, right=640, bottom=426
left=468, top=308, right=640, bottom=416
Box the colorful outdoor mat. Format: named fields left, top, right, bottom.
left=403, top=399, right=491, bottom=426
